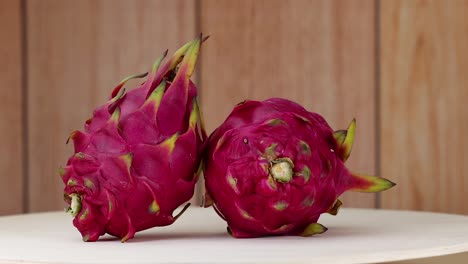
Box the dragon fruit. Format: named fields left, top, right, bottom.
left=203, top=98, right=395, bottom=238
left=60, top=36, right=207, bottom=242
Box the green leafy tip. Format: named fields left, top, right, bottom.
left=301, top=223, right=328, bottom=237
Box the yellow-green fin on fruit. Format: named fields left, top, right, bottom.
left=333, top=130, right=346, bottom=145
left=119, top=152, right=134, bottom=184
left=143, top=80, right=166, bottom=113
left=348, top=173, right=396, bottom=193
left=161, top=133, right=179, bottom=154
left=301, top=223, right=328, bottom=237
left=333, top=118, right=356, bottom=162
left=327, top=199, right=343, bottom=215
left=174, top=35, right=201, bottom=80
left=151, top=49, right=168, bottom=75
left=110, top=72, right=148, bottom=99
left=109, top=107, right=121, bottom=124
left=189, top=98, right=199, bottom=129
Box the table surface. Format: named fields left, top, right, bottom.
left=0, top=207, right=467, bottom=264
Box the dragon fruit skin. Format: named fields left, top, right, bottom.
left=203, top=98, right=395, bottom=238
left=60, top=36, right=207, bottom=242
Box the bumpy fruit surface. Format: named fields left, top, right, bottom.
left=203, top=98, right=395, bottom=238
left=60, top=36, right=207, bottom=242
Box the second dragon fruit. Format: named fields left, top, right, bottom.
left=203, top=98, right=395, bottom=238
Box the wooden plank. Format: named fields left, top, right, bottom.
left=380, top=0, right=468, bottom=214
left=200, top=0, right=376, bottom=207
left=27, top=0, right=196, bottom=212
left=0, top=0, right=24, bottom=215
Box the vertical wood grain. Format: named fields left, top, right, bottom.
left=380, top=0, right=468, bottom=214
left=0, top=0, right=24, bottom=215
left=200, top=0, right=377, bottom=207
left=27, top=0, right=196, bottom=212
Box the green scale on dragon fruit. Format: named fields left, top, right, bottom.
left=60, top=35, right=208, bottom=242
left=203, top=98, right=395, bottom=238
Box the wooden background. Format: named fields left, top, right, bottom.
left=0, top=0, right=466, bottom=215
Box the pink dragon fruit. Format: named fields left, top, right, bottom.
left=203, top=98, right=395, bottom=238
left=60, top=36, right=207, bottom=242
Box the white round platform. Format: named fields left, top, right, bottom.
left=0, top=207, right=467, bottom=264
